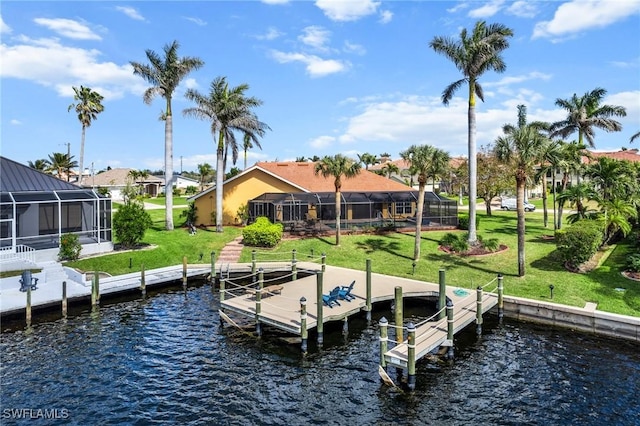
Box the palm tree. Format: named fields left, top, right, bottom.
left=533, top=139, right=561, bottom=228
left=631, top=131, right=639, bottom=143
left=556, top=182, right=598, bottom=223
left=430, top=20, right=514, bottom=245
left=47, top=152, right=78, bottom=181
left=128, top=169, right=150, bottom=196
left=357, top=152, right=378, bottom=170
left=400, top=144, right=437, bottom=262
left=242, top=133, right=254, bottom=170
left=555, top=141, right=590, bottom=229
left=598, top=198, right=638, bottom=245
left=28, top=159, right=50, bottom=172
left=381, top=162, right=400, bottom=179
left=584, top=157, right=636, bottom=203
left=426, top=147, right=451, bottom=192
left=183, top=76, right=269, bottom=232
left=68, top=85, right=104, bottom=181
left=130, top=40, right=204, bottom=230
left=551, top=87, right=627, bottom=149
left=197, top=163, right=214, bottom=191
left=494, top=105, right=549, bottom=277
left=314, top=154, right=361, bottom=246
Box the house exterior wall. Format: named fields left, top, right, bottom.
left=192, top=170, right=301, bottom=226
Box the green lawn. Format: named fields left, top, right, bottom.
left=67, top=207, right=640, bottom=317
left=143, top=196, right=190, bottom=206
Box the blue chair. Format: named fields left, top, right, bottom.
left=322, top=287, right=341, bottom=308
left=338, top=280, right=356, bottom=301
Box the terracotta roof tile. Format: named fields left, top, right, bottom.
left=585, top=149, right=640, bottom=164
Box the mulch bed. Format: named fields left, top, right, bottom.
left=439, top=244, right=508, bottom=257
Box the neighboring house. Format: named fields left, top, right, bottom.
left=188, top=161, right=458, bottom=228
left=173, top=175, right=200, bottom=191
left=369, top=156, right=467, bottom=193
left=1, top=157, right=113, bottom=262
left=81, top=168, right=163, bottom=200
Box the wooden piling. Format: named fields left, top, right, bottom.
left=342, top=316, right=349, bottom=335
left=365, top=259, right=372, bottom=322
left=476, top=286, right=483, bottom=335
left=292, top=249, right=297, bottom=264
left=438, top=269, right=446, bottom=320
left=91, top=272, right=99, bottom=306
left=316, top=270, right=324, bottom=345
left=407, top=322, right=416, bottom=391
left=292, top=259, right=297, bottom=281
left=26, top=285, right=32, bottom=327
left=497, top=274, right=504, bottom=320
left=251, top=250, right=257, bottom=275
left=210, top=251, right=216, bottom=282
left=379, top=317, right=388, bottom=368
left=321, top=253, right=326, bottom=272
left=140, top=264, right=146, bottom=297
left=219, top=279, right=226, bottom=302
left=446, top=300, right=454, bottom=359
left=394, top=286, right=403, bottom=344
left=300, top=297, right=308, bottom=354
left=182, top=256, right=188, bottom=289
left=255, top=268, right=263, bottom=336
left=61, top=281, right=67, bottom=318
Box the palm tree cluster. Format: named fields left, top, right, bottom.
left=28, top=153, right=78, bottom=181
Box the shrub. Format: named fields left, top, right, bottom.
left=185, top=185, right=198, bottom=195
left=242, top=217, right=283, bottom=248
left=113, top=201, right=153, bottom=248
left=440, top=233, right=459, bottom=248
left=59, top=233, right=82, bottom=261
left=451, top=237, right=469, bottom=253
left=180, top=202, right=198, bottom=225
left=626, top=254, right=640, bottom=272
left=555, top=220, right=605, bottom=269
left=482, top=237, right=500, bottom=252
left=458, top=214, right=480, bottom=231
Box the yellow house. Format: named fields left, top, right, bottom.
left=188, top=161, right=458, bottom=228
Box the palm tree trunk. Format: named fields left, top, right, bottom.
left=165, top=114, right=174, bottom=231
left=216, top=132, right=225, bottom=233
left=541, top=178, right=548, bottom=228
left=556, top=173, right=569, bottom=229
left=516, top=177, right=526, bottom=277
left=79, top=125, right=86, bottom=185
left=334, top=190, right=341, bottom=246
left=414, top=184, right=426, bottom=261
left=467, top=89, right=478, bottom=244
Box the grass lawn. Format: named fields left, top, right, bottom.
left=67, top=207, right=640, bottom=317
left=143, top=196, right=190, bottom=206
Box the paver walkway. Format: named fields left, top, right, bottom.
left=217, top=237, right=244, bottom=263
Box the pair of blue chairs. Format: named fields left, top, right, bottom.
left=322, top=280, right=356, bottom=308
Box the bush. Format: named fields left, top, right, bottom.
left=113, top=201, right=153, bottom=248
left=458, top=214, right=480, bottom=231
left=59, top=233, right=82, bottom=261
left=555, top=220, right=605, bottom=269
left=440, top=233, right=459, bottom=248
left=180, top=202, right=198, bottom=225
left=451, top=237, right=469, bottom=253
left=626, top=254, right=640, bottom=272
left=242, top=217, right=283, bottom=247
left=482, top=237, right=500, bottom=252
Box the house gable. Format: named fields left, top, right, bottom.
left=1, top=156, right=81, bottom=192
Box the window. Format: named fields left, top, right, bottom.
left=395, top=202, right=412, bottom=215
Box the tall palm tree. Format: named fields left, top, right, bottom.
left=551, top=87, right=627, bottom=149
left=400, top=144, right=437, bottom=262
left=128, top=169, right=150, bottom=196
left=494, top=105, right=549, bottom=277
left=357, top=152, right=378, bottom=170
left=584, top=157, right=636, bottom=203
left=197, top=163, right=214, bottom=191
left=631, top=131, right=639, bottom=143
left=534, top=139, right=561, bottom=228
left=426, top=147, right=451, bottom=192
left=381, top=162, right=400, bottom=179
left=68, top=85, right=104, bottom=181
left=242, top=133, right=253, bottom=170
left=47, top=152, right=78, bottom=181
left=28, top=159, right=50, bottom=172
left=430, top=20, right=514, bottom=245
left=314, top=154, right=361, bottom=246
left=183, top=76, right=269, bottom=232
left=130, top=40, right=204, bottom=230
left=555, top=141, right=590, bottom=229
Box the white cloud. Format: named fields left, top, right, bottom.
left=184, top=17, right=207, bottom=26
left=256, top=27, right=283, bottom=41
left=0, top=37, right=139, bottom=99
left=10, top=119, right=22, bottom=125
left=299, top=26, right=331, bottom=50
left=605, top=90, right=640, bottom=122
left=115, top=6, right=145, bottom=21
left=506, top=1, right=538, bottom=18
left=379, top=10, right=393, bottom=24
left=468, top=0, right=505, bottom=18
left=533, top=0, right=640, bottom=40
left=1, top=15, right=12, bottom=34
left=183, top=78, right=199, bottom=90
left=33, top=18, right=102, bottom=40
left=315, top=0, right=381, bottom=22
left=309, top=135, right=335, bottom=149
left=261, top=0, right=289, bottom=4
left=447, top=3, right=468, bottom=14
left=343, top=41, right=365, bottom=55
left=270, top=50, right=349, bottom=77
left=484, top=71, right=552, bottom=88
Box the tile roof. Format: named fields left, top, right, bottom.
left=585, top=149, right=640, bottom=164
left=80, top=168, right=163, bottom=187
left=255, top=161, right=412, bottom=192
left=0, top=156, right=81, bottom=192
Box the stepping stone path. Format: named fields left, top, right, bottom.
left=216, top=236, right=244, bottom=263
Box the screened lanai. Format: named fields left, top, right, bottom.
left=248, top=190, right=458, bottom=231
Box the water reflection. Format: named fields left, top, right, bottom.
left=1, top=283, right=639, bottom=425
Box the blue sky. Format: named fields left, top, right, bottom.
left=2, top=0, right=639, bottom=174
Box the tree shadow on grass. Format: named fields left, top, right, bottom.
left=355, top=237, right=410, bottom=260
left=588, top=244, right=640, bottom=312
left=529, top=249, right=566, bottom=272
left=423, top=251, right=509, bottom=277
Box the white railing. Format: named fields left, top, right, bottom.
left=0, top=245, right=36, bottom=264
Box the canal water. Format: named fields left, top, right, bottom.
left=1, top=283, right=639, bottom=425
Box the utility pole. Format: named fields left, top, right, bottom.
left=180, top=156, right=183, bottom=174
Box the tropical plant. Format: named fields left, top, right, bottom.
left=550, top=87, right=627, bottom=149
left=180, top=202, right=198, bottom=226
left=183, top=76, right=269, bottom=232
left=28, top=159, right=50, bottom=172
left=314, top=154, right=362, bottom=246
left=47, top=152, right=78, bottom=181
left=68, top=85, right=104, bottom=181
left=476, top=148, right=511, bottom=215
left=597, top=198, right=638, bottom=245
left=242, top=133, right=254, bottom=170
left=556, top=182, right=598, bottom=223
left=357, top=152, right=378, bottom=170
left=128, top=169, right=149, bottom=196
left=430, top=20, right=514, bottom=244
left=584, top=157, right=637, bottom=203
left=130, top=40, right=204, bottom=231
left=113, top=201, right=153, bottom=249
left=631, top=131, right=639, bottom=143
left=494, top=105, right=549, bottom=276
left=554, top=141, right=590, bottom=229
left=196, top=163, right=214, bottom=191
left=58, top=233, right=82, bottom=261
left=381, top=162, right=400, bottom=179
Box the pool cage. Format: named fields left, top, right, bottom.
left=247, top=191, right=458, bottom=232
left=0, top=189, right=112, bottom=251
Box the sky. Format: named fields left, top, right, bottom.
left=1, top=0, right=639, bottom=175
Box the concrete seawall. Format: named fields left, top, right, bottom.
left=502, top=295, right=640, bottom=343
